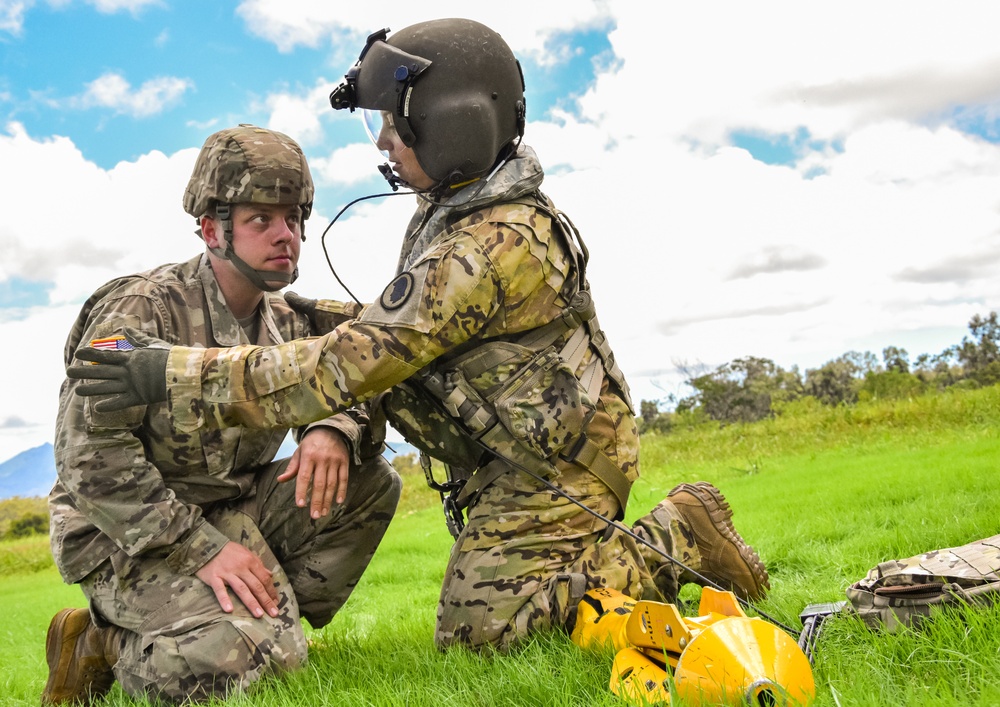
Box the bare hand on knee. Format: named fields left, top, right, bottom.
left=196, top=542, right=279, bottom=618
left=278, top=427, right=351, bottom=518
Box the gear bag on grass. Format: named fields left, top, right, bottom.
left=846, top=534, right=1000, bottom=631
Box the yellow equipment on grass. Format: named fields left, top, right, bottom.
left=571, top=586, right=815, bottom=706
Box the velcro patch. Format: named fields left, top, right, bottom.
left=380, top=272, right=414, bottom=310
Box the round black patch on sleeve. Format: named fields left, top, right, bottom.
left=380, top=272, right=414, bottom=310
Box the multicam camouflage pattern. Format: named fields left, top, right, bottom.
left=847, top=535, right=1000, bottom=631
left=167, top=146, right=609, bottom=435
left=52, top=253, right=366, bottom=582
left=83, top=456, right=398, bottom=703
left=435, top=404, right=697, bottom=649
left=182, top=124, right=314, bottom=218
left=52, top=253, right=400, bottom=698
left=160, top=145, right=694, bottom=649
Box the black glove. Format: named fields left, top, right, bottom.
left=284, top=290, right=317, bottom=319
left=67, top=327, right=170, bottom=412
left=285, top=291, right=362, bottom=333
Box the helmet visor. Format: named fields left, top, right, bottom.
left=363, top=109, right=391, bottom=159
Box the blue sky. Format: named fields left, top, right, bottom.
left=1, top=1, right=612, bottom=315
left=2, top=2, right=611, bottom=169
left=2, top=1, right=1000, bottom=463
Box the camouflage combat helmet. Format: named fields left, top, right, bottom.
left=329, top=19, right=526, bottom=186
left=184, top=124, right=314, bottom=291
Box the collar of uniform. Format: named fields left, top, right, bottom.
left=197, top=253, right=284, bottom=347
left=444, top=143, right=544, bottom=219
left=257, top=295, right=285, bottom=346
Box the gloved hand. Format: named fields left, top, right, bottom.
left=67, top=327, right=170, bottom=412
left=283, top=291, right=317, bottom=319
left=285, top=291, right=363, bottom=334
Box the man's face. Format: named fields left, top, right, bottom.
left=228, top=202, right=302, bottom=282
left=374, top=111, right=435, bottom=190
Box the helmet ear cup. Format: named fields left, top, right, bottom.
left=411, top=87, right=508, bottom=183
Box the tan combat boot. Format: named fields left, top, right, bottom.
left=41, top=608, right=119, bottom=705
left=667, top=482, right=770, bottom=601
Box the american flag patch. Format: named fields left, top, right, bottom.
left=90, top=335, right=135, bottom=351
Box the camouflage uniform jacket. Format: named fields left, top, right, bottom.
left=50, top=254, right=365, bottom=584
left=164, top=146, right=638, bottom=490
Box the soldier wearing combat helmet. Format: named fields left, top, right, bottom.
left=45, top=125, right=400, bottom=704
left=71, top=21, right=769, bottom=652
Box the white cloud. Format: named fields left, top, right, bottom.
left=0, top=302, right=78, bottom=464
left=235, top=0, right=613, bottom=63
left=74, top=72, right=192, bottom=118
left=86, top=0, right=160, bottom=13
left=235, top=0, right=338, bottom=53
left=0, top=0, right=30, bottom=34
left=5, top=1, right=1000, bottom=464
left=580, top=3, right=1000, bottom=148
left=244, top=2, right=1000, bottom=406
left=293, top=192, right=415, bottom=307
left=0, top=122, right=200, bottom=458
left=256, top=82, right=333, bottom=147
left=311, top=142, right=384, bottom=187
left=0, top=122, right=198, bottom=302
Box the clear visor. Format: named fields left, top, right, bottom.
left=362, top=109, right=391, bottom=159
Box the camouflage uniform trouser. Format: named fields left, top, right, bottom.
left=435, top=464, right=700, bottom=650
left=81, top=455, right=400, bottom=703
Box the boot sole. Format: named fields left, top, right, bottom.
left=668, top=482, right=771, bottom=599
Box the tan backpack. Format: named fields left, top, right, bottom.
left=845, top=534, right=1000, bottom=631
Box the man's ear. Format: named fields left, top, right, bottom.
left=200, top=215, right=221, bottom=249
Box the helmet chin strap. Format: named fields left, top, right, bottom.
left=210, top=203, right=299, bottom=293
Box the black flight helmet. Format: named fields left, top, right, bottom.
left=330, top=18, right=526, bottom=186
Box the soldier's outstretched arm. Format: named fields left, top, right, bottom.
left=74, top=233, right=506, bottom=430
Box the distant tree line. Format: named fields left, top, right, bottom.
left=0, top=496, right=48, bottom=541
left=639, top=311, right=1000, bottom=434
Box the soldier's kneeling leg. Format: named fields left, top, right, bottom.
left=252, top=454, right=402, bottom=628
left=435, top=465, right=643, bottom=651
left=82, top=510, right=307, bottom=703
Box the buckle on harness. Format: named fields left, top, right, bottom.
left=560, top=432, right=589, bottom=464
left=442, top=494, right=466, bottom=539
left=560, top=432, right=598, bottom=469
left=420, top=452, right=467, bottom=540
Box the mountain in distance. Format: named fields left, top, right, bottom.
left=0, top=437, right=419, bottom=501
left=0, top=443, right=57, bottom=499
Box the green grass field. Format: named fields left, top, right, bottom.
left=2, top=385, right=998, bottom=706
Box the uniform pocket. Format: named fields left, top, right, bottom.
left=491, top=347, right=595, bottom=459
left=211, top=343, right=303, bottom=402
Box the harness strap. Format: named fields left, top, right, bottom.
left=579, top=356, right=604, bottom=404
left=509, top=197, right=634, bottom=412
left=424, top=193, right=634, bottom=525
left=559, top=325, right=590, bottom=372
left=559, top=433, right=631, bottom=518
left=454, top=457, right=509, bottom=510
left=585, top=319, right=632, bottom=412
left=516, top=291, right=595, bottom=351
left=453, top=427, right=630, bottom=521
